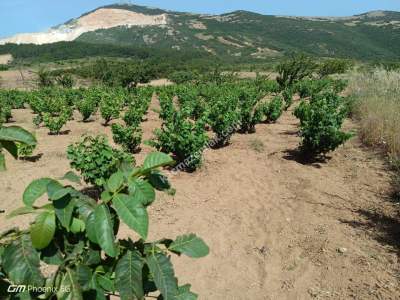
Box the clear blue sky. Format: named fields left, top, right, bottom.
left=1, top=0, right=400, bottom=38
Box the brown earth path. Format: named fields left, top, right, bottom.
left=0, top=99, right=399, bottom=299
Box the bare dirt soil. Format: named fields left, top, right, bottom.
left=0, top=69, right=36, bottom=89
left=0, top=54, right=13, bottom=65
left=1, top=98, right=399, bottom=299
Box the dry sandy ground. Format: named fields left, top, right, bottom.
left=0, top=54, right=13, bottom=65
left=1, top=98, right=399, bottom=299
left=0, top=69, right=172, bottom=89
left=0, top=69, right=36, bottom=89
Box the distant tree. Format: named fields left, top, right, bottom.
left=37, top=68, right=54, bottom=88
left=276, top=54, right=317, bottom=89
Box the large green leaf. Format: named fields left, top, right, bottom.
left=76, top=264, right=93, bottom=291
left=106, top=171, right=124, bottom=193
left=0, top=126, right=36, bottom=146
left=95, top=273, right=115, bottom=292
left=94, top=204, right=118, bottom=257
left=54, top=196, right=74, bottom=230
left=85, top=212, right=98, bottom=244
left=30, top=210, right=56, bottom=250
left=112, top=194, right=148, bottom=239
left=75, top=196, right=96, bottom=221
left=56, top=268, right=83, bottom=300
left=23, top=178, right=53, bottom=207
left=115, top=250, right=144, bottom=300
left=146, top=253, right=178, bottom=300
left=2, top=235, right=44, bottom=286
left=46, top=180, right=64, bottom=200
left=1, top=141, right=18, bottom=159
left=142, top=152, right=174, bottom=171
left=128, top=179, right=155, bottom=206
left=169, top=234, right=209, bottom=258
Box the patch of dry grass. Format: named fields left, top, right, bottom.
left=348, top=70, right=400, bottom=162
left=249, top=138, right=265, bottom=153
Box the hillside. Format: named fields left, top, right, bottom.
left=1, top=4, right=400, bottom=60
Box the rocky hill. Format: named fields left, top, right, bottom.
left=1, top=4, right=400, bottom=60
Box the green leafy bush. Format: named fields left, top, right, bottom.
left=237, top=85, right=265, bottom=133
left=150, top=98, right=209, bottom=170
left=295, top=79, right=348, bottom=99
left=0, top=89, right=27, bottom=109
left=123, top=87, right=153, bottom=124
left=318, top=59, right=352, bottom=78
left=169, top=70, right=197, bottom=84
left=0, top=152, right=209, bottom=299
left=99, top=91, right=123, bottom=126
left=42, top=110, right=70, bottom=135
left=124, top=104, right=144, bottom=128
left=17, top=143, right=36, bottom=158
left=205, top=85, right=240, bottom=146
left=265, top=96, right=284, bottom=123
left=254, top=76, right=280, bottom=94
left=17, top=134, right=37, bottom=159
left=294, top=93, right=353, bottom=156
left=112, top=124, right=143, bottom=153
left=28, top=88, right=72, bottom=121
left=0, top=100, right=12, bottom=124
left=282, top=87, right=294, bottom=110
left=73, top=87, right=109, bottom=122
left=67, top=135, right=132, bottom=186
left=32, top=114, right=42, bottom=127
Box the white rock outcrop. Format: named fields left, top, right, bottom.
left=0, top=8, right=168, bottom=45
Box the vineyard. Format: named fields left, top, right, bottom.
left=0, top=55, right=399, bottom=299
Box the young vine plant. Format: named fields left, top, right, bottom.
left=0, top=152, right=209, bottom=300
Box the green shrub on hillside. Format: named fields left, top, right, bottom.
left=318, top=59, right=352, bottom=78
left=276, top=54, right=317, bottom=89
left=169, top=70, right=197, bottom=84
